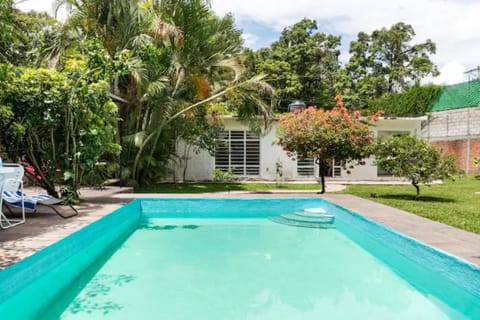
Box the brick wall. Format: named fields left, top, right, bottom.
left=424, top=106, right=480, bottom=173
left=432, top=139, right=480, bottom=173
left=471, top=139, right=480, bottom=173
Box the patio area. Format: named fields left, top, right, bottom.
left=1, top=186, right=479, bottom=270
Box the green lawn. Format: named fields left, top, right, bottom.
left=340, top=175, right=480, bottom=234
left=135, top=183, right=322, bottom=194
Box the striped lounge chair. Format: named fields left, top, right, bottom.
left=0, top=164, right=78, bottom=225
left=2, top=190, right=78, bottom=218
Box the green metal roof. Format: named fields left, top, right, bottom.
left=431, top=79, right=480, bottom=112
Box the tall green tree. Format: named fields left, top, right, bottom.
left=339, top=22, right=439, bottom=108
left=0, top=0, right=28, bottom=65
left=252, top=18, right=340, bottom=109
left=0, top=2, right=57, bottom=66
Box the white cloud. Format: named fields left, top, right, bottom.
left=423, top=62, right=467, bottom=86
left=242, top=33, right=260, bottom=48
left=15, top=0, right=68, bottom=20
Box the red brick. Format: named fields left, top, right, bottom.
left=432, top=139, right=480, bottom=174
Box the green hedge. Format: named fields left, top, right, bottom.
left=367, top=85, right=441, bottom=117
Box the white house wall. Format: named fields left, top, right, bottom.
left=341, top=118, right=422, bottom=180
left=171, top=142, right=212, bottom=181
left=259, top=123, right=298, bottom=180
left=171, top=116, right=424, bottom=182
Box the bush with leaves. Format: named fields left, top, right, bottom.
left=367, top=85, right=441, bottom=117
left=474, top=157, right=480, bottom=173
left=0, top=63, right=120, bottom=199
left=212, top=168, right=234, bottom=183
left=373, top=135, right=458, bottom=199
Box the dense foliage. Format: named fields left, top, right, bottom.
left=367, top=85, right=442, bottom=117
left=373, top=135, right=458, bottom=199
left=1, top=2, right=57, bottom=66
left=0, top=64, right=120, bottom=198
left=276, top=95, right=381, bottom=193
left=50, top=0, right=274, bottom=186
left=0, top=0, right=21, bottom=64
left=247, top=19, right=340, bottom=110
left=245, top=20, right=439, bottom=111
left=338, top=22, right=439, bottom=108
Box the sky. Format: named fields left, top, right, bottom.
left=15, top=0, right=480, bottom=85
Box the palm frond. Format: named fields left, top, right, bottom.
left=122, top=131, right=147, bottom=147
left=214, top=57, right=245, bottom=82
left=140, top=78, right=169, bottom=102
left=130, top=33, right=154, bottom=49
left=126, top=56, right=148, bottom=83
left=150, top=16, right=183, bottom=47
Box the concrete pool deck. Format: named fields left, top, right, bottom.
left=1, top=186, right=479, bottom=270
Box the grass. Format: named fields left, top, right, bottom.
left=340, top=175, right=480, bottom=234
left=135, top=182, right=322, bottom=194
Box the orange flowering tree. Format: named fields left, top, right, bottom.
left=276, top=95, right=382, bottom=193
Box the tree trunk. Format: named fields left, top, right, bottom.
left=412, top=181, right=420, bottom=200
left=182, top=144, right=192, bottom=182
left=316, top=159, right=326, bottom=194
left=26, top=138, right=59, bottom=198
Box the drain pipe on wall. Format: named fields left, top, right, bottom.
left=466, top=109, right=471, bottom=173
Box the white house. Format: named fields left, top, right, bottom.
left=171, top=115, right=426, bottom=182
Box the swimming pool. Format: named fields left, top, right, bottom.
left=0, top=198, right=479, bottom=319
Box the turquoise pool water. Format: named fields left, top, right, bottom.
left=54, top=219, right=465, bottom=319
left=1, top=198, right=479, bottom=319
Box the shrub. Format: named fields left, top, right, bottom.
left=368, top=85, right=441, bottom=117
left=212, top=168, right=234, bottom=183
left=373, top=135, right=459, bottom=199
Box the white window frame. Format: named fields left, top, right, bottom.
left=296, top=158, right=342, bottom=178
left=214, top=131, right=260, bottom=176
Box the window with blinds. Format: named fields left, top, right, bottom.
left=215, top=131, right=260, bottom=176
left=297, top=158, right=342, bottom=177
left=297, top=157, right=315, bottom=176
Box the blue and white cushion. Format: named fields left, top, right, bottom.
left=2, top=191, right=55, bottom=210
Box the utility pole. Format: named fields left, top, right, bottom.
left=464, top=66, right=480, bottom=81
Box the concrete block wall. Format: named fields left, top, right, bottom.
left=471, top=107, right=480, bottom=136
left=425, top=106, right=480, bottom=139
left=425, top=106, right=480, bottom=173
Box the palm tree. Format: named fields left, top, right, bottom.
left=50, top=0, right=275, bottom=184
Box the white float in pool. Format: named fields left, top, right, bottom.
left=304, top=207, right=327, bottom=214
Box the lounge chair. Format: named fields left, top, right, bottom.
left=0, top=163, right=26, bottom=229
left=1, top=164, right=78, bottom=223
